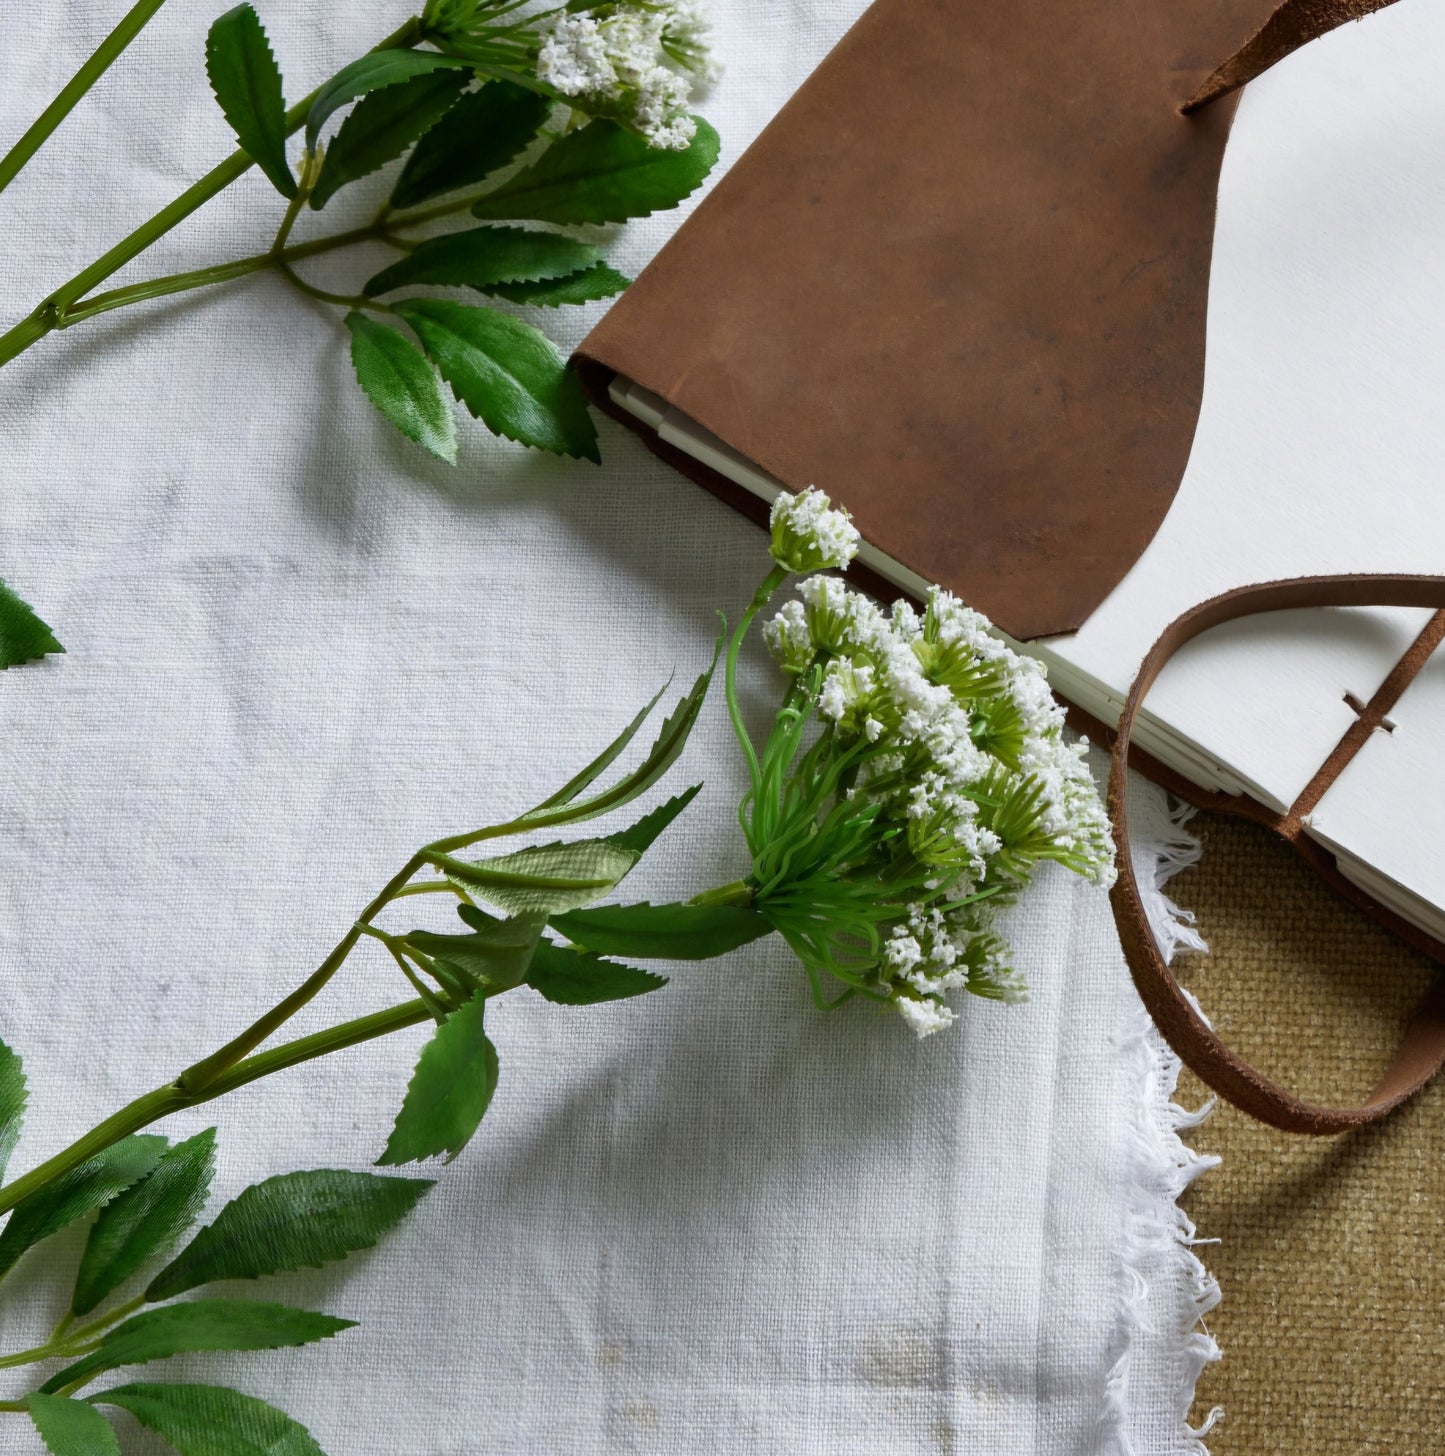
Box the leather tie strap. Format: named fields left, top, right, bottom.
left=1107, top=575, right=1445, bottom=1134
left=1184, top=0, right=1403, bottom=112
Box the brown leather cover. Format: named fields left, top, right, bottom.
left=576, top=0, right=1286, bottom=640
left=1108, top=577, right=1445, bottom=1134
left=577, top=0, right=1405, bottom=639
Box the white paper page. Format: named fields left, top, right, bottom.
left=1033, top=0, right=1445, bottom=812
left=1305, top=642, right=1445, bottom=939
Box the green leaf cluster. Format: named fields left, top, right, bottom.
left=371, top=651, right=766, bottom=1167
left=0, top=1047, right=430, bottom=1454
left=203, top=8, right=719, bottom=469
left=354, top=116, right=718, bottom=462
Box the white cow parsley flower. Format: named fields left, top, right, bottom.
left=535, top=0, right=718, bottom=149
left=769, top=487, right=861, bottom=574
left=749, top=568, right=1116, bottom=1037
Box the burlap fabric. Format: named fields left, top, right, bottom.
left=1175, top=813, right=1442, bottom=1451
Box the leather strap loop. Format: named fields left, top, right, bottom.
left=1184, top=0, right=1402, bottom=113
left=1107, top=575, right=1445, bottom=1134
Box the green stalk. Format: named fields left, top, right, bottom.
left=0, top=15, right=424, bottom=370
left=7, top=165, right=505, bottom=341
left=176, top=850, right=427, bottom=1094
left=0, top=1296, right=145, bottom=1371
left=53, top=219, right=405, bottom=328
left=0, top=1000, right=429, bottom=1220
left=688, top=880, right=753, bottom=909
left=0, top=0, right=171, bottom=198
left=725, top=564, right=790, bottom=796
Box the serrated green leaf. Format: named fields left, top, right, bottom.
left=471, top=117, right=718, bottom=225
left=306, top=51, right=470, bottom=151
left=394, top=299, right=599, bottom=460
left=0, top=1035, right=26, bottom=1184
left=606, top=784, right=701, bottom=858
left=519, top=636, right=721, bottom=830
left=27, top=1393, right=120, bottom=1456
left=93, top=1383, right=323, bottom=1456
left=365, top=225, right=600, bottom=297
left=144, top=1169, right=430, bottom=1302
left=345, top=313, right=456, bottom=463
left=72, top=1129, right=217, bottom=1317
left=531, top=682, right=670, bottom=814
left=0, top=1136, right=167, bottom=1282
left=526, top=940, right=667, bottom=1005
left=483, top=263, right=631, bottom=308
left=391, top=81, right=549, bottom=210
left=404, top=910, right=545, bottom=992
left=438, top=840, right=638, bottom=915
left=205, top=5, right=294, bottom=199
left=0, top=578, right=64, bottom=667
left=550, top=901, right=773, bottom=960
left=42, top=1301, right=352, bottom=1396
left=310, top=67, right=470, bottom=210
left=378, top=994, right=498, bottom=1165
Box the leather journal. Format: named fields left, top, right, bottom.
left=573, top=0, right=1445, bottom=1127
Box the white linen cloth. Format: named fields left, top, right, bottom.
left=0, top=1, right=1218, bottom=1450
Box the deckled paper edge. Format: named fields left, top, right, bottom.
left=1094, top=792, right=1224, bottom=1455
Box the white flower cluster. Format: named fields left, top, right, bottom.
left=764, top=574, right=1116, bottom=1038
left=536, top=1, right=718, bottom=150
left=767, top=487, right=861, bottom=574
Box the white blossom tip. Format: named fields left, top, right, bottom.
left=768, top=487, right=861, bottom=574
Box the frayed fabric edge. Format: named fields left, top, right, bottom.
left=1093, top=795, right=1223, bottom=1456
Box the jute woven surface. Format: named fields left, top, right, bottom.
left=1174, top=812, right=1444, bottom=1452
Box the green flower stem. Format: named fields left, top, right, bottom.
left=12, top=171, right=496, bottom=340
left=386, top=879, right=459, bottom=900
left=0, top=14, right=424, bottom=370
left=0, top=1295, right=145, bottom=1371
left=52, top=220, right=407, bottom=330
left=276, top=261, right=387, bottom=313
left=269, top=186, right=310, bottom=257
left=725, top=564, right=791, bottom=796
left=384, top=943, right=450, bottom=1021
left=688, top=879, right=754, bottom=909
left=176, top=849, right=429, bottom=1094
left=0, top=1000, right=430, bottom=1222
left=356, top=923, right=450, bottom=1015
left=0, top=0, right=171, bottom=198
left=0, top=1337, right=95, bottom=1372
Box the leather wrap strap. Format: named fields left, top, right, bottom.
left=1107, top=576, right=1445, bottom=1134
left=1185, top=0, right=1403, bottom=112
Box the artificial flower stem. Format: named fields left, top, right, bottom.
left=0, top=15, right=424, bottom=369
left=270, top=185, right=310, bottom=257
left=20, top=170, right=498, bottom=338
left=277, top=261, right=387, bottom=313
left=175, top=924, right=368, bottom=1095
left=0, top=1296, right=145, bottom=1370
left=0, top=999, right=430, bottom=1220
left=0, top=0, right=171, bottom=198
left=0, top=1336, right=97, bottom=1372
left=176, top=850, right=428, bottom=1094
left=687, top=879, right=754, bottom=909
left=53, top=221, right=413, bottom=330
left=357, top=923, right=451, bottom=1019
left=724, top=564, right=790, bottom=794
